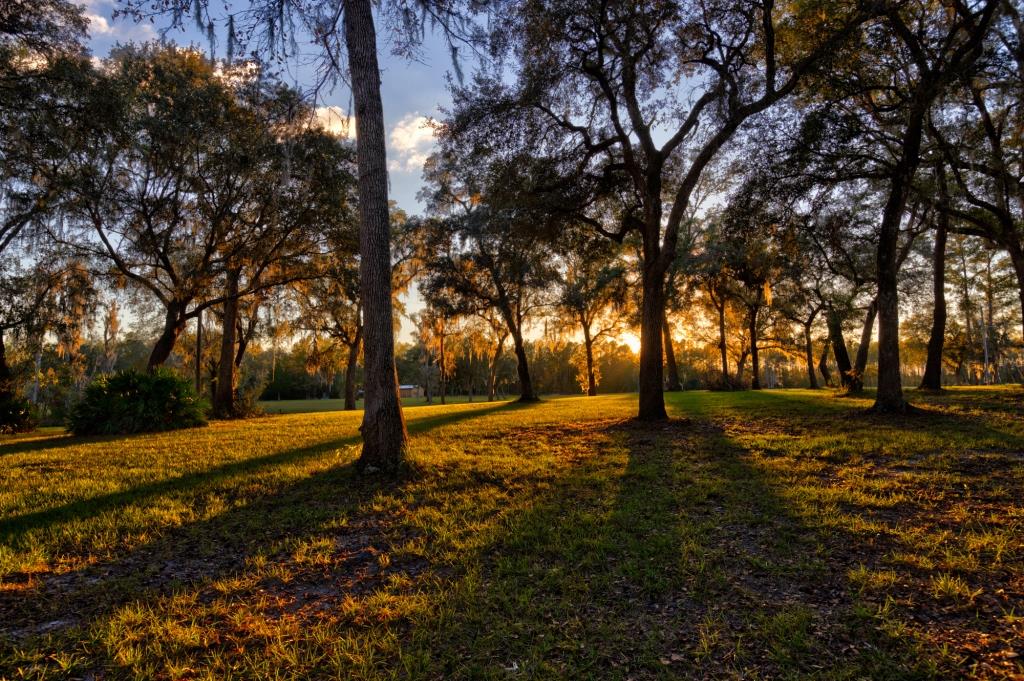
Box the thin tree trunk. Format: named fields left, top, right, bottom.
left=439, top=329, right=446, bottom=405
left=663, top=314, right=682, bottom=392
left=194, top=310, right=203, bottom=393
left=717, top=299, right=729, bottom=385
left=0, top=331, right=13, bottom=400
left=826, top=308, right=855, bottom=389
left=804, top=324, right=819, bottom=389
left=344, top=326, right=362, bottom=410
left=213, top=269, right=240, bottom=418
left=583, top=325, right=597, bottom=396
left=921, top=202, right=948, bottom=390
left=487, top=334, right=505, bottom=402
left=344, top=0, right=408, bottom=472
left=851, top=298, right=877, bottom=390
left=748, top=304, right=761, bottom=390
left=735, top=348, right=749, bottom=385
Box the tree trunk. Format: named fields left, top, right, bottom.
left=0, top=330, right=13, bottom=400
left=804, top=324, right=819, bottom=389
left=637, top=262, right=667, bottom=420
left=873, top=111, right=926, bottom=413
left=147, top=303, right=187, bottom=370
left=1009, top=245, right=1024, bottom=343
left=818, top=339, right=832, bottom=387
left=663, top=314, right=682, bottom=392
left=439, top=329, right=446, bottom=405
left=213, top=269, right=239, bottom=418
left=851, top=298, right=877, bottom=390
left=583, top=325, right=597, bottom=396
left=344, top=0, right=408, bottom=472
left=748, top=304, right=761, bottom=390
left=487, top=335, right=505, bottom=401
left=717, top=299, right=729, bottom=385
left=826, top=308, right=855, bottom=389
left=511, top=329, right=537, bottom=402
left=735, top=348, right=749, bottom=384
left=343, top=326, right=362, bottom=410
left=194, top=310, right=203, bottom=393
left=920, top=207, right=948, bottom=390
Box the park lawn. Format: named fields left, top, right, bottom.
left=258, top=394, right=503, bottom=414
left=0, top=388, right=1021, bottom=680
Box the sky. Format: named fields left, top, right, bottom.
left=81, top=0, right=461, bottom=341
left=81, top=0, right=453, bottom=216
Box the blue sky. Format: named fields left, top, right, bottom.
left=82, top=0, right=455, bottom=215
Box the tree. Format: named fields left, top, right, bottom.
left=554, top=235, right=627, bottom=396
left=441, top=0, right=879, bottom=420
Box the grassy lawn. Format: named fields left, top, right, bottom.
left=258, top=394, right=505, bottom=415
left=1, top=388, right=1022, bottom=679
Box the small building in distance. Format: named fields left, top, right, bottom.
left=399, top=385, right=424, bottom=398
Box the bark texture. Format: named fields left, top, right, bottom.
left=663, top=314, right=682, bottom=392
left=344, top=0, right=408, bottom=472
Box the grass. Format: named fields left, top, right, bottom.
left=0, top=387, right=1022, bottom=679
left=258, top=394, right=501, bottom=414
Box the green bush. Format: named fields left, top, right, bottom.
left=68, top=369, right=208, bottom=436
left=0, top=392, right=37, bottom=434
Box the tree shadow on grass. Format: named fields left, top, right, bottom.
left=399, top=414, right=938, bottom=680
left=0, top=401, right=521, bottom=653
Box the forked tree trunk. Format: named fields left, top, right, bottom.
left=663, top=314, right=682, bottom=392
left=147, top=302, right=188, bottom=370
left=817, top=339, right=832, bottom=387
left=343, top=327, right=362, bottom=410
left=920, top=205, right=948, bottom=390
left=213, top=269, right=240, bottom=418
left=826, top=309, right=855, bottom=390
left=851, top=298, right=877, bottom=389
left=344, top=0, right=408, bottom=472
left=804, top=324, right=818, bottom=389
left=510, top=328, right=537, bottom=402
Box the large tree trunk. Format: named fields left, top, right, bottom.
left=344, top=0, right=408, bottom=472
left=147, top=302, right=187, bottom=370
left=663, top=314, right=682, bottom=392
left=1009, top=245, right=1024, bottom=343
left=804, top=324, right=819, bottom=389
left=873, top=112, right=926, bottom=413
left=826, top=308, right=855, bottom=389
left=748, top=304, right=761, bottom=390
left=818, top=339, right=832, bottom=387
left=213, top=269, right=240, bottom=418
left=920, top=207, right=948, bottom=390
left=637, top=261, right=667, bottom=420
left=851, top=298, right=877, bottom=389
left=343, top=327, right=362, bottom=411
left=583, top=324, right=597, bottom=396
left=510, top=329, right=537, bottom=402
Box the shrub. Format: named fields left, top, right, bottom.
left=0, top=392, right=37, bottom=434
left=68, top=369, right=208, bottom=436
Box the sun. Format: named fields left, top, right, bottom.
left=618, top=331, right=642, bottom=355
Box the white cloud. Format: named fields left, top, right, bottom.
left=86, top=14, right=113, bottom=35
left=387, top=114, right=436, bottom=174
left=314, top=106, right=356, bottom=139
